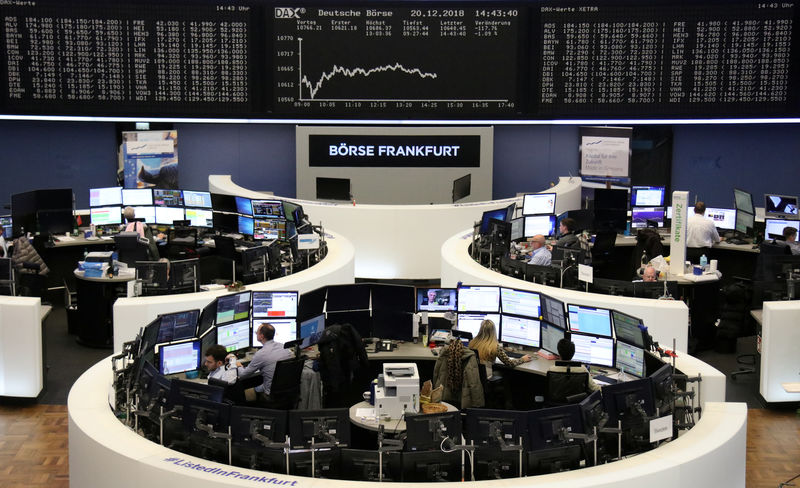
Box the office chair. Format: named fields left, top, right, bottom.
left=167, top=227, right=198, bottom=259
left=260, top=357, right=306, bottom=410
left=544, top=363, right=590, bottom=406
left=211, top=374, right=264, bottom=405
left=213, top=235, right=241, bottom=284
left=0, top=257, right=15, bottom=296
left=114, top=231, right=151, bottom=267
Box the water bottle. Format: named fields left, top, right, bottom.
left=699, top=254, right=708, bottom=269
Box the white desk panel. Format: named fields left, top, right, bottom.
left=209, top=174, right=582, bottom=279
left=759, top=300, right=800, bottom=402
left=0, top=296, right=44, bottom=398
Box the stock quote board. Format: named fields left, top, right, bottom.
left=0, top=0, right=798, bottom=119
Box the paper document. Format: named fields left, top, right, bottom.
left=355, top=408, right=376, bottom=418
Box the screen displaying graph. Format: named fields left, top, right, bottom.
left=272, top=5, right=522, bottom=116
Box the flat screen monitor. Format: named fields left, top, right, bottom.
left=500, top=288, right=541, bottom=317
left=765, top=194, right=799, bottom=218
left=122, top=188, right=153, bottom=206
left=540, top=321, right=565, bottom=354
left=89, top=187, right=122, bottom=207
left=570, top=333, right=615, bottom=368
left=182, top=190, right=212, bottom=208
left=159, top=340, right=201, bottom=375
left=540, top=294, right=567, bottom=330
left=216, top=290, right=251, bottom=325
left=326, top=310, right=371, bottom=339
left=131, top=205, right=156, bottom=224
left=153, top=189, right=183, bottom=207
left=372, top=311, right=414, bottom=341
left=457, top=286, right=500, bottom=313
left=416, top=288, right=457, bottom=312
left=523, top=193, right=557, bottom=216
left=371, top=284, right=415, bottom=313
left=0, top=215, right=11, bottom=239
left=217, top=319, right=251, bottom=353
left=298, top=286, right=327, bottom=321
left=510, top=217, right=524, bottom=241
left=567, top=304, right=613, bottom=337
left=630, top=207, right=664, bottom=228
left=252, top=291, right=298, bottom=319
left=735, top=210, right=755, bottom=235
left=340, top=449, right=402, bottom=482
left=288, top=408, right=351, bottom=448
left=156, top=309, right=199, bottom=344
left=230, top=405, right=288, bottom=444
left=615, top=341, right=645, bottom=378
left=452, top=174, right=471, bottom=202
left=733, top=188, right=754, bottom=215
left=630, top=186, right=665, bottom=207
left=524, top=215, right=557, bottom=238
left=405, top=411, right=462, bottom=452
left=252, top=199, right=284, bottom=219
left=703, top=207, right=736, bottom=230
left=601, top=378, right=656, bottom=425
left=90, top=206, right=122, bottom=226
left=154, top=206, right=184, bottom=226
left=500, top=314, right=540, bottom=348
left=526, top=404, right=583, bottom=450
left=212, top=212, right=238, bottom=233
left=326, top=284, right=370, bottom=312
left=299, top=314, right=325, bottom=348
left=237, top=216, right=254, bottom=236
left=252, top=318, right=296, bottom=346
left=184, top=208, right=213, bottom=228
left=316, top=177, right=351, bottom=201
left=611, top=310, right=646, bottom=348
left=765, top=218, right=800, bottom=239
left=464, top=408, right=527, bottom=447
left=402, top=450, right=461, bottom=482
left=457, top=313, right=500, bottom=339
left=253, top=218, right=286, bottom=240
left=235, top=197, right=253, bottom=216
left=210, top=193, right=237, bottom=213
left=594, top=188, right=628, bottom=211
left=198, top=300, right=217, bottom=338
left=479, top=208, right=508, bottom=235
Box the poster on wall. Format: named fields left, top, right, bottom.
left=122, top=131, right=179, bottom=189
left=579, top=126, right=632, bottom=183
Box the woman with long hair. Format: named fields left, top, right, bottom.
left=469, top=319, right=532, bottom=378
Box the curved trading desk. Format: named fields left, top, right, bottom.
left=69, top=351, right=742, bottom=488
left=209, top=174, right=582, bottom=279
left=111, top=229, right=355, bottom=352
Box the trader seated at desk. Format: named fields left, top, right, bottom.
left=204, top=344, right=238, bottom=384
left=636, top=265, right=658, bottom=282
left=782, top=226, right=800, bottom=255
left=527, top=234, right=552, bottom=266
left=469, top=319, right=531, bottom=378
left=123, top=206, right=162, bottom=259
left=687, top=202, right=722, bottom=250
left=227, top=323, right=292, bottom=399
left=548, top=337, right=600, bottom=393
left=552, top=217, right=579, bottom=248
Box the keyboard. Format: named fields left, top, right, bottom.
left=504, top=349, right=526, bottom=359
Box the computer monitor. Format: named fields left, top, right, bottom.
left=131, top=205, right=156, bottom=224
left=89, top=187, right=122, bottom=207
left=201, top=325, right=218, bottom=358
left=252, top=318, right=296, bottom=346
left=405, top=410, right=462, bottom=451
left=702, top=207, right=736, bottom=231
left=479, top=208, right=509, bottom=235
left=167, top=378, right=226, bottom=405
left=184, top=208, right=213, bottom=228
left=326, top=309, right=371, bottom=338
left=298, top=286, right=327, bottom=321
left=601, top=377, right=656, bottom=426
left=182, top=190, right=212, bottom=209
left=229, top=405, right=288, bottom=445
left=217, top=320, right=251, bottom=353
left=735, top=210, right=755, bottom=236
left=210, top=193, right=237, bottom=213
left=526, top=404, right=583, bottom=450
left=416, top=287, right=457, bottom=312
left=0, top=215, right=11, bottom=239
left=198, top=300, right=217, bottom=338
left=500, top=288, right=540, bottom=317
left=630, top=207, right=665, bottom=228
left=464, top=408, right=527, bottom=447
left=594, top=188, right=628, bottom=231
left=90, top=206, right=122, bottom=226
left=37, top=208, right=73, bottom=235
left=252, top=291, right=298, bottom=319
left=457, top=285, right=500, bottom=313
left=135, top=261, right=169, bottom=292
left=452, top=174, right=471, bottom=203
left=216, top=290, right=251, bottom=325
left=615, top=341, right=645, bottom=378
left=611, top=310, right=646, bottom=348
left=765, top=194, right=799, bottom=219
left=212, top=212, right=238, bottom=233
left=299, top=314, right=325, bottom=348
left=372, top=311, right=414, bottom=341
left=252, top=199, right=284, bottom=219
left=153, top=189, right=183, bottom=207
left=371, top=284, right=415, bottom=313
left=326, top=284, right=370, bottom=312
left=524, top=215, right=557, bottom=238
left=500, top=315, right=540, bottom=348
left=237, top=215, right=254, bottom=236
left=630, top=186, right=665, bottom=207
left=649, top=363, right=674, bottom=413
left=253, top=218, right=286, bottom=240
left=235, top=197, right=253, bottom=216
left=122, top=188, right=153, bottom=206
left=540, top=294, right=567, bottom=330
left=156, top=309, right=199, bottom=344
left=457, top=313, right=500, bottom=339
left=288, top=408, right=350, bottom=448
left=523, top=193, right=557, bottom=216
left=316, top=177, right=351, bottom=201
left=567, top=304, right=613, bottom=337
left=510, top=217, right=524, bottom=241
left=570, top=332, right=615, bottom=368
left=158, top=340, right=201, bottom=375
left=733, top=188, right=754, bottom=215
left=154, top=206, right=184, bottom=225
left=765, top=218, right=800, bottom=239
left=402, top=450, right=461, bottom=482
left=340, top=449, right=402, bottom=482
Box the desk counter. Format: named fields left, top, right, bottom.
left=0, top=296, right=45, bottom=398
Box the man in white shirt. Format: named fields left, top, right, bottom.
left=783, top=226, right=800, bottom=255
left=686, top=202, right=721, bottom=248
left=204, top=344, right=238, bottom=384
left=229, top=323, right=292, bottom=395
left=528, top=234, right=552, bottom=266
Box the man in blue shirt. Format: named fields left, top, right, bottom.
left=528, top=234, right=552, bottom=266
left=228, top=322, right=292, bottom=395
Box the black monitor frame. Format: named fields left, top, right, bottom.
left=288, top=408, right=350, bottom=449
left=401, top=450, right=462, bottom=482
left=464, top=408, right=527, bottom=448
left=601, top=377, right=657, bottom=426
left=339, top=449, right=402, bottom=482
left=452, top=173, right=471, bottom=203
left=526, top=404, right=584, bottom=451
left=404, top=411, right=462, bottom=452
left=229, top=406, right=288, bottom=445
left=316, top=177, right=351, bottom=201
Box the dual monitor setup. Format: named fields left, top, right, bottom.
left=476, top=193, right=558, bottom=243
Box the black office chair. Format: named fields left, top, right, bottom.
left=213, top=235, right=241, bottom=284
left=211, top=374, right=264, bottom=405
left=114, top=231, right=151, bottom=267
left=167, top=227, right=198, bottom=259
left=260, top=357, right=306, bottom=410
left=545, top=362, right=590, bottom=406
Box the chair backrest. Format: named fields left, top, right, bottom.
left=266, top=357, right=306, bottom=409
left=0, top=257, right=14, bottom=296
left=114, top=231, right=150, bottom=266
left=213, top=235, right=237, bottom=260
left=592, top=230, right=617, bottom=256
left=545, top=369, right=590, bottom=406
